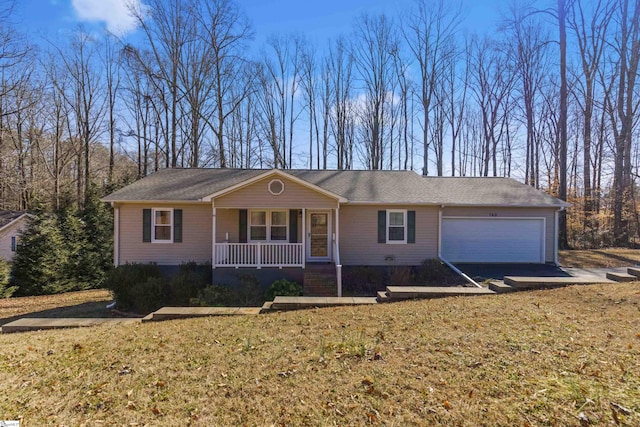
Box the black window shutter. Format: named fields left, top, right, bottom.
left=143, top=209, right=151, bottom=242
left=173, top=209, right=183, bottom=242
left=239, top=209, right=248, bottom=243
left=289, top=209, right=298, bottom=243
left=407, top=210, right=416, bottom=244
left=378, top=210, right=386, bottom=243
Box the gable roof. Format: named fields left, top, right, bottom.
left=200, top=169, right=347, bottom=202
left=102, top=168, right=569, bottom=208
left=0, top=211, right=30, bottom=232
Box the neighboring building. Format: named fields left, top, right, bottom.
left=103, top=168, right=569, bottom=295
left=0, top=211, right=31, bottom=263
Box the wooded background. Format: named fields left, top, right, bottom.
left=0, top=0, right=639, bottom=249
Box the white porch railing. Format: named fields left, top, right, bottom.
left=215, top=242, right=304, bottom=268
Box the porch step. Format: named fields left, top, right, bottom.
left=304, top=264, right=338, bottom=297
left=260, top=301, right=274, bottom=313
left=627, top=267, right=640, bottom=277
left=376, top=291, right=391, bottom=302
left=606, top=271, right=637, bottom=282
left=488, top=280, right=516, bottom=293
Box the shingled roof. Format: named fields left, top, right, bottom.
left=103, top=168, right=568, bottom=207
left=0, top=211, right=29, bottom=230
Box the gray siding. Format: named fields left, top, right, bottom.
left=442, top=206, right=557, bottom=263
left=339, top=205, right=439, bottom=266
left=215, top=175, right=338, bottom=208
left=118, top=203, right=212, bottom=265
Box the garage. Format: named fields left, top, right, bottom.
left=441, top=217, right=545, bottom=263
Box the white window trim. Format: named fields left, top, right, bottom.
left=152, top=208, right=173, bottom=243
left=387, top=209, right=407, bottom=244
left=248, top=209, right=289, bottom=242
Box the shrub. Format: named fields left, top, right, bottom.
left=415, top=259, right=465, bottom=286
left=129, top=276, right=171, bottom=313
left=388, top=266, right=414, bottom=286
left=103, top=263, right=164, bottom=312
left=342, top=266, right=386, bottom=296
left=235, top=273, right=263, bottom=306
left=194, top=273, right=264, bottom=307
left=196, top=284, right=239, bottom=307
left=169, top=262, right=210, bottom=305
left=265, top=279, right=302, bottom=301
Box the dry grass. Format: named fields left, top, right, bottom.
left=0, top=283, right=639, bottom=426
left=560, top=248, right=640, bottom=268
left=0, top=289, right=112, bottom=325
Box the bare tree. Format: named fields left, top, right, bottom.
left=50, top=29, right=106, bottom=206
left=129, top=0, right=194, bottom=168
left=403, top=0, right=461, bottom=175
left=469, top=36, right=515, bottom=176
left=602, top=0, right=640, bottom=246
left=568, top=0, right=614, bottom=234
left=328, top=37, right=354, bottom=169
left=198, top=0, right=253, bottom=167
left=352, top=14, right=396, bottom=170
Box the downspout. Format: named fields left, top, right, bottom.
left=437, top=205, right=482, bottom=288
left=554, top=207, right=563, bottom=266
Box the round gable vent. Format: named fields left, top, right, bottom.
left=268, top=179, right=285, bottom=195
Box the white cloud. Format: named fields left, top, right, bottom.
left=71, top=0, right=140, bottom=35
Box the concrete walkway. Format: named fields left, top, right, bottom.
left=270, top=296, right=378, bottom=310
left=1, top=318, right=140, bottom=333
left=143, top=306, right=262, bottom=322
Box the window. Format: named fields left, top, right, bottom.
left=249, top=209, right=288, bottom=242
left=271, top=211, right=287, bottom=240
left=387, top=210, right=406, bottom=244
left=153, top=208, right=173, bottom=243
left=11, top=236, right=17, bottom=252
left=250, top=211, right=267, bottom=240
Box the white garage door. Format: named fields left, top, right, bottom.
left=441, top=218, right=545, bottom=263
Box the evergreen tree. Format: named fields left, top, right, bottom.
left=78, top=185, right=114, bottom=287
left=0, top=258, right=15, bottom=298
left=11, top=213, right=70, bottom=295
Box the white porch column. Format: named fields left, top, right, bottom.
left=301, top=208, right=306, bottom=268
left=212, top=205, right=216, bottom=269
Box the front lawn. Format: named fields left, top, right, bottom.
left=0, top=282, right=638, bottom=425
left=0, top=289, right=113, bottom=325
left=559, top=248, right=640, bottom=268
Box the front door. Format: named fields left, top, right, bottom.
left=307, top=211, right=331, bottom=262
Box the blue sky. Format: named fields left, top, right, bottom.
left=15, top=0, right=509, bottom=46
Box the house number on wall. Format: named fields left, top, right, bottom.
left=489, top=212, right=498, bottom=217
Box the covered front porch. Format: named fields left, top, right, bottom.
left=211, top=207, right=343, bottom=295
left=205, top=170, right=347, bottom=296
